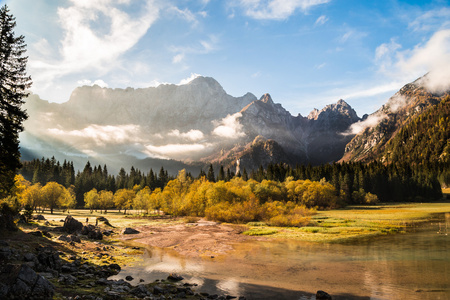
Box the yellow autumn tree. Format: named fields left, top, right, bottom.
left=84, top=188, right=99, bottom=213
left=41, top=182, right=66, bottom=214
left=113, top=189, right=135, bottom=214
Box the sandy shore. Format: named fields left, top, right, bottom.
left=119, top=219, right=265, bottom=257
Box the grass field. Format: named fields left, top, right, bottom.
left=244, top=202, right=450, bottom=242
left=29, top=201, right=450, bottom=244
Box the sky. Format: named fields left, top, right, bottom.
left=5, top=0, right=450, bottom=116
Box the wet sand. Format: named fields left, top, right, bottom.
left=119, top=219, right=266, bottom=257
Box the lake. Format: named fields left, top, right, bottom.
left=111, top=214, right=449, bottom=299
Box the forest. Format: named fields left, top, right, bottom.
left=11, top=153, right=445, bottom=226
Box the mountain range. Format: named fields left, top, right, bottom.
left=20, top=75, right=449, bottom=174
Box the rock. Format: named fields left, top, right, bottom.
left=88, top=229, right=103, bottom=240
left=52, top=226, right=65, bottom=232
left=316, top=290, right=332, bottom=300
left=125, top=275, right=134, bottom=281
left=0, top=247, right=13, bottom=260
left=23, top=253, right=37, bottom=262
left=28, top=230, right=43, bottom=237
left=34, top=215, right=46, bottom=220
left=131, top=284, right=150, bottom=297
left=96, top=216, right=114, bottom=227
left=167, top=273, right=184, bottom=281
left=122, top=227, right=140, bottom=234
left=81, top=225, right=103, bottom=240
left=0, top=241, right=9, bottom=247
left=0, top=264, right=54, bottom=299
left=153, top=285, right=166, bottom=295
left=63, top=216, right=83, bottom=234
left=35, top=246, right=62, bottom=272
left=108, top=264, right=121, bottom=272
left=58, top=235, right=71, bottom=242
left=70, top=235, right=81, bottom=243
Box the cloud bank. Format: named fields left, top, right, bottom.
left=376, top=29, right=450, bottom=94
left=233, top=0, right=330, bottom=20
left=29, top=0, right=159, bottom=95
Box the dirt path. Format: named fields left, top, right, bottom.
left=119, top=220, right=264, bottom=257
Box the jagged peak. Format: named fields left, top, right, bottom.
left=307, top=108, right=320, bottom=120
left=259, top=93, right=274, bottom=104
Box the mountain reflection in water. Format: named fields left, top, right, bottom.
left=111, top=216, right=449, bottom=300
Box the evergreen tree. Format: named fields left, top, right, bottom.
left=242, top=168, right=248, bottom=181
left=217, top=165, right=225, bottom=181
left=0, top=5, right=32, bottom=197
left=207, top=164, right=215, bottom=182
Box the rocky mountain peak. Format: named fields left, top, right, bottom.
left=307, top=108, right=320, bottom=120
left=187, top=76, right=223, bottom=91
left=260, top=93, right=274, bottom=105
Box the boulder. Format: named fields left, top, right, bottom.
left=58, top=235, right=71, bottom=242
left=69, top=235, right=81, bottom=243
left=81, top=225, right=103, bottom=240
left=131, top=284, right=150, bottom=297
left=63, top=216, right=83, bottom=234
left=167, top=273, right=184, bottom=281
left=316, top=290, right=332, bottom=300
left=34, top=215, right=46, bottom=221
left=122, top=227, right=140, bottom=234
left=35, top=246, right=62, bottom=272
left=0, top=264, right=54, bottom=299
left=0, top=247, right=13, bottom=261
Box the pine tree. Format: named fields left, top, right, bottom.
left=0, top=5, right=32, bottom=197
left=207, top=164, right=215, bottom=182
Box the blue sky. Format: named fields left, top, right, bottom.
left=6, top=0, right=450, bottom=116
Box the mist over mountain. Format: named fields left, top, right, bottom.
left=21, top=76, right=362, bottom=173
left=342, top=74, right=450, bottom=162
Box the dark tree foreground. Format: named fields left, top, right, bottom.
left=0, top=5, right=31, bottom=197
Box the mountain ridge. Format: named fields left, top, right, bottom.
left=21, top=76, right=369, bottom=173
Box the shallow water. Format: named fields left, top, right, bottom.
left=111, top=215, right=450, bottom=299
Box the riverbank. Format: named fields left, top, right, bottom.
left=1, top=202, right=449, bottom=298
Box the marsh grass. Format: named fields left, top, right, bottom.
left=242, top=202, right=449, bottom=242
left=243, top=228, right=278, bottom=236
left=31, top=202, right=449, bottom=243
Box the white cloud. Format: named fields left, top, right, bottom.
left=144, top=143, right=211, bottom=160
left=233, top=0, right=331, bottom=20
left=385, top=94, right=408, bottom=113
left=170, top=35, right=219, bottom=63
left=315, top=62, right=326, bottom=69
left=168, top=129, right=205, bottom=141
left=340, top=82, right=402, bottom=100
left=169, top=6, right=199, bottom=26
left=375, top=38, right=402, bottom=74
left=212, top=113, right=245, bottom=138
left=48, top=124, right=143, bottom=146
left=315, top=15, right=328, bottom=26
left=345, top=113, right=386, bottom=135
left=377, top=29, right=450, bottom=94
left=409, top=8, right=450, bottom=32
left=29, top=0, right=159, bottom=92
left=172, top=53, right=185, bottom=64
left=77, top=79, right=109, bottom=88
left=178, top=73, right=202, bottom=85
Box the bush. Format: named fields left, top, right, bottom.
left=0, top=201, right=19, bottom=231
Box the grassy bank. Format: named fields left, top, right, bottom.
left=243, top=202, right=450, bottom=242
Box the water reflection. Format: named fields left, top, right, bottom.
left=111, top=217, right=449, bottom=300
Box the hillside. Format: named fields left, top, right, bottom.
left=381, top=95, right=450, bottom=165
left=342, top=76, right=450, bottom=162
